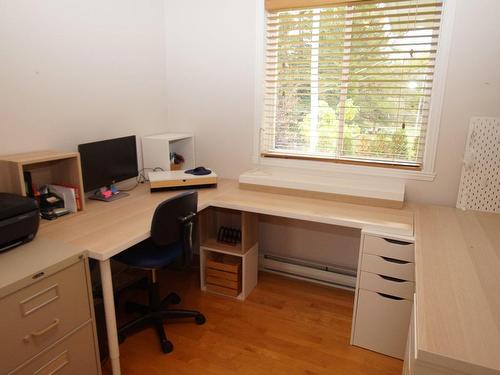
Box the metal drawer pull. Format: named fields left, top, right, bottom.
left=24, top=318, right=60, bottom=341
left=381, top=256, right=410, bottom=264
left=379, top=274, right=406, bottom=283
left=377, top=292, right=404, bottom=301
left=20, top=284, right=60, bottom=316
left=383, top=238, right=412, bottom=246
left=34, top=350, right=69, bottom=375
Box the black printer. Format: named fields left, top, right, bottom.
left=0, top=193, right=40, bottom=253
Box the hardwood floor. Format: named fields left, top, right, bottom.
left=102, top=269, right=403, bottom=375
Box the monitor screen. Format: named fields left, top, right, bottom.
left=78, top=135, right=138, bottom=192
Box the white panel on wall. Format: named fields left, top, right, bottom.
left=456, top=117, right=500, bottom=212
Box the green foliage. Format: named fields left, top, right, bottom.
left=338, top=98, right=360, bottom=122
left=298, top=100, right=339, bottom=153
left=391, top=128, right=409, bottom=158
left=271, top=4, right=432, bottom=163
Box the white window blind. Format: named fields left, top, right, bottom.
left=262, top=0, right=443, bottom=169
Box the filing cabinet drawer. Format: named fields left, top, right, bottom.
left=8, top=322, right=99, bottom=375
left=359, top=271, right=414, bottom=300
left=361, top=253, right=414, bottom=281
left=363, top=234, right=414, bottom=262
left=353, top=289, right=412, bottom=359
left=0, top=260, right=91, bottom=372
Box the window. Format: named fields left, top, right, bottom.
left=261, top=0, right=444, bottom=170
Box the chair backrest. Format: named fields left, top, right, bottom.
left=150, top=191, right=198, bottom=247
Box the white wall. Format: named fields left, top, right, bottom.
left=404, top=0, right=500, bottom=205
left=0, top=0, right=169, bottom=156
left=163, top=0, right=256, bottom=178
left=163, top=0, right=500, bottom=207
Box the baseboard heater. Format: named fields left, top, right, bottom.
left=259, top=253, right=357, bottom=290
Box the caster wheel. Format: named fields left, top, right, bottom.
left=195, top=314, right=206, bottom=325
left=161, top=340, right=173, bottom=354
left=118, top=333, right=126, bottom=344
left=170, top=293, right=181, bottom=305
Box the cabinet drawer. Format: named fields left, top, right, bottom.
left=363, top=235, right=414, bottom=262
left=0, top=260, right=91, bottom=372
left=359, top=271, right=414, bottom=300
left=353, top=289, right=412, bottom=359
left=361, top=253, right=414, bottom=281
left=8, top=322, right=99, bottom=375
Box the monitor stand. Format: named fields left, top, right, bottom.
left=89, top=192, right=130, bottom=202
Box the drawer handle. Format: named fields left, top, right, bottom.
left=379, top=274, right=406, bottom=283
left=383, top=238, right=412, bottom=246
left=24, top=318, right=60, bottom=341
left=377, top=292, right=404, bottom=301
left=381, top=256, right=410, bottom=264
left=34, top=350, right=69, bottom=375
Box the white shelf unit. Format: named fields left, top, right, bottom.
left=200, top=245, right=259, bottom=301
left=198, top=207, right=259, bottom=300
left=141, top=133, right=195, bottom=171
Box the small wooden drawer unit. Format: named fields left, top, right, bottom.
left=205, top=254, right=242, bottom=297
left=352, top=232, right=415, bottom=359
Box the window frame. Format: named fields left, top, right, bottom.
left=253, top=0, right=457, bottom=181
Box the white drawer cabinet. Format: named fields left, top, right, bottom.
left=352, top=232, right=415, bottom=359
left=8, top=322, right=99, bottom=375
left=363, top=234, right=414, bottom=262
left=361, top=253, right=415, bottom=281
left=0, top=241, right=101, bottom=375
left=0, top=261, right=91, bottom=371
left=353, top=289, right=412, bottom=359
left=359, top=271, right=414, bottom=300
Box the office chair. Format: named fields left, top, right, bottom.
left=113, top=191, right=205, bottom=353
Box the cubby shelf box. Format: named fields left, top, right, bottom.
left=199, top=207, right=259, bottom=300
left=0, top=150, right=85, bottom=211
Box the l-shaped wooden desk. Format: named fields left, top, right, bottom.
left=32, top=179, right=500, bottom=375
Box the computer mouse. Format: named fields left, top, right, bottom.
left=185, top=166, right=212, bottom=176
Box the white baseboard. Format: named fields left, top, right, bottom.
left=259, top=253, right=356, bottom=291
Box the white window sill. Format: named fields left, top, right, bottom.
left=254, top=156, right=436, bottom=182
left=240, top=164, right=410, bottom=204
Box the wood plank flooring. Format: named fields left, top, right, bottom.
left=102, top=269, right=403, bottom=375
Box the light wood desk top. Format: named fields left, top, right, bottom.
left=415, top=206, right=500, bottom=374
left=22, top=179, right=500, bottom=374
left=38, top=179, right=414, bottom=260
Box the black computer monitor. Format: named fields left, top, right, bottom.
left=78, top=135, right=138, bottom=192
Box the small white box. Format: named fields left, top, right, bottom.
left=141, top=133, right=195, bottom=171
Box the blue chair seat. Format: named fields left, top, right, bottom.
left=114, top=238, right=183, bottom=269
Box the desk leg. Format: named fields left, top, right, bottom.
left=99, top=259, right=121, bottom=375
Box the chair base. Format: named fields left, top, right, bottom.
left=118, top=283, right=205, bottom=353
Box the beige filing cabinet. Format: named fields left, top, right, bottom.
left=352, top=233, right=415, bottom=359
left=0, top=238, right=101, bottom=375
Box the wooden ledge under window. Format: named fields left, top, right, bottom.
left=239, top=167, right=406, bottom=209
